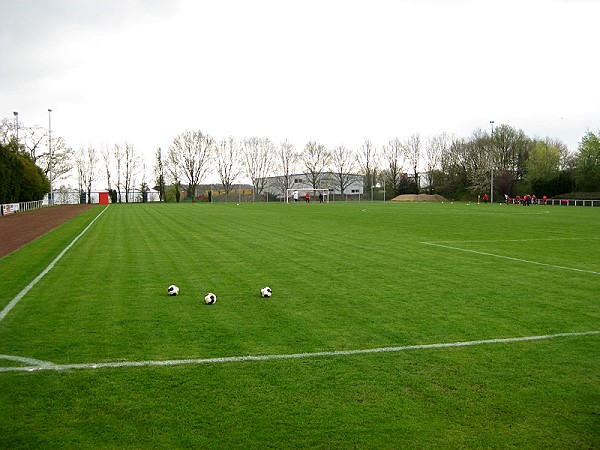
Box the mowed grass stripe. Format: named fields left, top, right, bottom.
left=0, top=206, right=109, bottom=322
left=0, top=202, right=599, bottom=448
left=1, top=202, right=598, bottom=364
left=0, top=206, right=107, bottom=310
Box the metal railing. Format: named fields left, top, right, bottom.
left=1, top=200, right=45, bottom=216
left=506, top=198, right=600, bottom=207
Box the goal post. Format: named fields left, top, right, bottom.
left=285, top=188, right=329, bottom=203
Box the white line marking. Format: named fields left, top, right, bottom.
left=1, top=331, right=597, bottom=373
left=0, top=354, right=56, bottom=367
left=425, top=237, right=600, bottom=244
left=0, top=206, right=109, bottom=322
left=421, top=241, right=600, bottom=275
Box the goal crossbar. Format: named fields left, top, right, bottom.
left=286, top=188, right=329, bottom=203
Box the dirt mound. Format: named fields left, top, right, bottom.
left=390, top=194, right=447, bottom=202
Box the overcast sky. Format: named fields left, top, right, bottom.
left=2, top=0, right=599, bottom=182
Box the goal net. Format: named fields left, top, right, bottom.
left=285, top=188, right=329, bottom=203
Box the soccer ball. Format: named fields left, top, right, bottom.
left=260, top=286, right=272, bottom=298
left=204, top=292, right=217, bottom=305
left=167, top=285, right=179, bottom=296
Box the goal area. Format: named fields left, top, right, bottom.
left=285, top=188, right=329, bottom=203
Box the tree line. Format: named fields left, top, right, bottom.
left=1, top=116, right=599, bottom=204
left=0, top=139, right=49, bottom=204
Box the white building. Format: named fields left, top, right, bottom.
left=261, top=172, right=364, bottom=199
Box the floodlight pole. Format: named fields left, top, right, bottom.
left=490, top=120, right=494, bottom=204
left=48, top=109, right=53, bottom=206
left=13, top=111, right=19, bottom=147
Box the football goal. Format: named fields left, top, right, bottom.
left=285, top=188, right=329, bottom=203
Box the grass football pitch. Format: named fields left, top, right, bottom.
left=1, top=201, right=599, bottom=448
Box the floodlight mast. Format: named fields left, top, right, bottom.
left=490, top=120, right=494, bottom=204
left=13, top=112, right=18, bottom=147
left=48, top=109, right=53, bottom=206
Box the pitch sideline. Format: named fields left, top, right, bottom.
left=0, top=205, right=109, bottom=323
left=0, top=330, right=598, bottom=373
left=420, top=241, right=600, bottom=275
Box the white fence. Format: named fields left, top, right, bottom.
left=1, top=189, right=162, bottom=216
left=1, top=200, right=45, bottom=216
left=544, top=199, right=600, bottom=207
left=507, top=198, right=600, bottom=207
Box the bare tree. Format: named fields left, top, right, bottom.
left=154, top=147, right=167, bottom=202
left=37, top=135, right=73, bottom=184
left=123, top=142, right=140, bottom=203
left=1, top=119, right=75, bottom=182
left=404, top=133, right=421, bottom=190
left=272, top=139, right=297, bottom=197
left=424, top=133, right=449, bottom=194
left=21, top=124, right=47, bottom=162
left=464, top=129, right=491, bottom=195
left=169, top=130, right=214, bottom=201
left=165, top=146, right=183, bottom=203
left=243, top=136, right=275, bottom=197
left=0, top=117, right=14, bottom=145
left=358, top=139, right=377, bottom=200
left=492, top=124, right=530, bottom=178
left=381, top=137, right=404, bottom=196
left=302, top=140, right=330, bottom=189
left=138, top=159, right=148, bottom=202
left=113, top=143, right=124, bottom=202
left=438, top=136, right=471, bottom=196
left=100, top=143, right=112, bottom=191
left=215, top=136, right=243, bottom=201
left=550, top=138, right=574, bottom=171
left=75, top=145, right=99, bottom=204
left=330, top=144, right=358, bottom=195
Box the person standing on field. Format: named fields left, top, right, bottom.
left=293, top=190, right=299, bottom=203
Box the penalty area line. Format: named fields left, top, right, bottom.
left=0, top=330, right=598, bottom=373
left=420, top=241, right=600, bottom=275
left=0, top=206, right=109, bottom=323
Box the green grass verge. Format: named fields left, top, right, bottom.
left=1, top=201, right=599, bottom=448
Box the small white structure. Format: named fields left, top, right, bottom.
left=262, top=172, right=363, bottom=200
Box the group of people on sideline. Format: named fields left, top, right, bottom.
left=481, top=193, right=548, bottom=205
left=503, top=194, right=547, bottom=205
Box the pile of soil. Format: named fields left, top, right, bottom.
left=390, top=194, right=447, bottom=202
left=0, top=204, right=94, bottom=258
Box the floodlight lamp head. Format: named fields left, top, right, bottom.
left=13, top=111, right=18, bottom=117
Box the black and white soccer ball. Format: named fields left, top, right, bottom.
left=204, top=292, right=217, bottom=305
left=167, top=285, right=179, bottom=296
left=260, top=286, right=272, bottom=298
